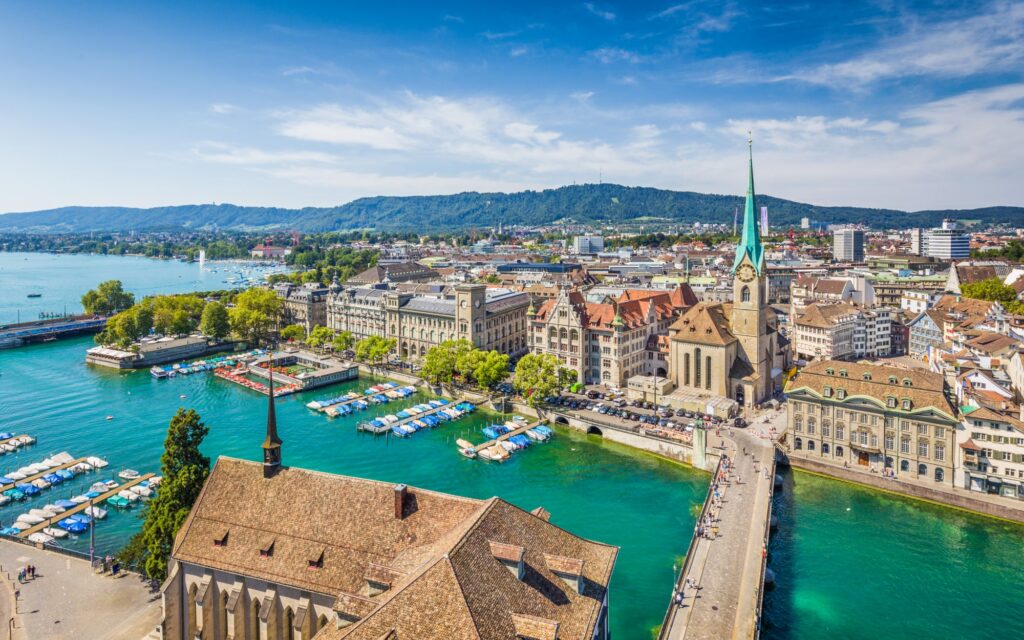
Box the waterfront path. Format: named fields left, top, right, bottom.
left=663, top=417, right=778, bottom=640
left=0, top=540, right=161, bottom=639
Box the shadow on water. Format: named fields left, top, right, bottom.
left=761, top=465, right=797, bottom=640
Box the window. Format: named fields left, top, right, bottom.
left=888, top=375, right=898, bottom=384
left=741, top=286, right=751, bottom=302
left=794, top=417, right=803, bottom=432
left=823, top=386, right=833, bottom=398
left=903, top=378, right=912, bottom=387
left=822, top=423, right=831, bottom=437
left=900, top=438, right=910, bottom=454
left=684, top=353, right=690, bottom=385
left=918, top=440, right=929, bottom=457
left=839, top=369, right=848, bottom=378
left=795, top=437, right=803, bottom=450
left=886, top=396, right=896, bottom=408
left=694, top=348, right=702, bottom=387
left=808, top=440, right=816, bottom=451
left=836, top=446, right=844, bottom=458
left=807, top=419, right=816, bottom=435
left=934, top=426, right=945, bottom=438
left=901, top=459, right=909, bottom=472
left=837, top=389, right=847, bottom=400
left=934, top=468, right=944, bottom=482
left=935, top=444, right=945, bottom=462
left=706, top=356, right=712, bottom=390
left=862, top=372, right=872, bottom=380
left=918, top=463, right=927, bottom=476
left=822, top=443, right=830, bottom=454
left=918, top=423, right=928, bottom=435
left=836, top=426, right=845, bottom=440
left=885, top=434, right=894, bottom=450
left=902, top=399, right=912, bottom=410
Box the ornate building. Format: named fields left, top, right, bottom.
left=667, top=144, right=788, bottom=407
left=160, top=374, right=617, bottom=639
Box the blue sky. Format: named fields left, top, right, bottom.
left=1, top=0, right=1022, bottom=212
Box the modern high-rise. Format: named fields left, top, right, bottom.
left=920, top=219, right=970, bottom=260
left=832, top=228, right=865, bottom=262
left=573, top=235, right=605, bottom=254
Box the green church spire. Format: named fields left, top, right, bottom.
left=733, top=136, right=764, bottom=274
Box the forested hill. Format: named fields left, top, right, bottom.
left=1, top=184, right=1021, bottom=233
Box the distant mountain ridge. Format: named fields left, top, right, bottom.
left=1, top=184, right=1021, bottom=233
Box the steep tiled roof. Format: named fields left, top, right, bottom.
left=175, top=458, right=617, bottom=640
left=668, top=302, right=736, bottom=346
left=794, top=303, right=860, bottom=329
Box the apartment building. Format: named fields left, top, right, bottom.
left=792, top=303, right=892, bottom=361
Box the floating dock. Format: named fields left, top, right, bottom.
left=0, top=434, right=34, bottom=452
left=467, top=419, right=548, bottom=456
left=357, top=400, right=473, bottom=435
left=16, top=473, right=155, bottom=539
left=1, top=457, right=88, bottom=494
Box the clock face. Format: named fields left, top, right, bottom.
left=737, top=264, right=756, bottom=282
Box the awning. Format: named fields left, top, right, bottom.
left=986, top=476, right=1003, bottom=484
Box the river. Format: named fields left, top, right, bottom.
left=1, top=251, right=1022, bottom=639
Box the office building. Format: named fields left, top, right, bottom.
left=573, top=235, right=605, bottom=255
left=832, top=228, right=865, bottom=262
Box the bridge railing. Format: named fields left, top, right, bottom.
left=751, top=457, right=777, bottom=640
left=657, top=455, right=725, bottom=640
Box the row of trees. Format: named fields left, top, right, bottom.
left=420, top=340, right=510, bottom=391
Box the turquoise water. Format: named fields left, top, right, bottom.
left=763, top=469, right=1024, bottom=639
left=0, top=336, right=705, bottom=638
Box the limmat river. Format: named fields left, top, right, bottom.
left=1, top=252, right=1022, bottom=639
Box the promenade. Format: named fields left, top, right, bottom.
left=0, top=541, right=160, bottom=639
left=662, top=410, right=782, bottom=640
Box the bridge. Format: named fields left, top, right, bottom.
left=0, top=315, right=108, bottom=348
left=659, top=423, right=779, bottom=640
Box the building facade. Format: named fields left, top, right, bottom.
left=832, top=228, right=865, bottom=262
left=923, top=219, right=970, bottom=260
left=786, top=360, right=959, bottom=485
left=274, top=283, right=330, bottom=334
left=792, top=303, right=892, bottom=361
left=573, top=235, right=605, bottom=255
left=958, top=407, right=1024, bottom=500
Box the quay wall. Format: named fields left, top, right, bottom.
left=788, top=456, right=1024, bottom=524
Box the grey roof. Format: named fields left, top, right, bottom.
left=402, top=297, right=457, bottom=316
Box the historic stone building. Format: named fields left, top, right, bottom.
left=527, top=286, right=696, bottom=386
left=274, top=283, right=331, bottom=335
left=325, top=284, right=387, bottom=343
left=785, top=360, right=959, bottom=485
left=159, top=378, right=617, bottom=640
left=667, top=145, right=788, bottom=407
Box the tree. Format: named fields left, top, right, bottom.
left=332, top=330, right=355, bottom=352
left=513, top=353, right=562, bottom=406
left=473, top=350, right=510, bottom=391
left=279, top=324, right=306, bottom=342
left=147, top=295, right=205, bottom=336
left=961, top=277, right=1018, bottom=305
left=81, top=279, right=135, bottom=315
left=421, top=339, right=473, bottom=386
left=355, top=335, right=396, bottom=370
left=199, top=301, right=229, bottom=340
left=306, top=325, right=334, bottom=351
left=120, top=408, right=210, bottom=582
left=229, top=288, right=282, bottom=345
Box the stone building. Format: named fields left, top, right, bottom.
left=325, top=285, right=387, bottom=343
left=785, top=360, right=959, bottom=485
left=667, top=145, right=788, bottom=407
left=274, top=283, right=330, bottom=334
left=791, top=303, right=892, bottom=361
left=159, top=379, right=617, bottom=640
left=527, top=286, right=695, bottom=386
left=347, top=261, right=439, bottom=285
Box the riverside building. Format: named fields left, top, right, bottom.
left=785, top=360, right=959, bottom=485
left=159, top=379, right=617, bottom=639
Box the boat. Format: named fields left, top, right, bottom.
left=16, top=513, right=44, bottom=525
left=55, top=499, right=77, bottom=509
left=118, top=469, right=140, bottom=480
left=42, top=526, right=68, bottom=539
left=107, top=495, right=131, bottom=508
left=0, top=495, right=9, bottom=506
left=118, top=490, right=140, bottom=502
left=86, top=456, right=109, bottom=468
left=85, top=506, right=107, bottom=519
left=43, top=503, right=66, bottom=514
left=26, top=293, right=41, bottom=298
left=150, top=366, right=170, bottom=379
left=57, top=518, right=88, bottom=533
left=69, top=495, right=89, bottom=504
left=10, top=521, right=32, bottom=531
left=0, top=527, right=21, bottom=536
left=27, top=532, right=54, bottom=544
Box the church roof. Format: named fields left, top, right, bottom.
left=668, top=302, right=737, bottom=346
left=173, top=458, right=617, bottom=640
left=732, top=141, right=765, bottom=275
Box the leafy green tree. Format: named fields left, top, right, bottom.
left=961, top=277, right=1018, bottom=306
left=332, top=330, right=355, bottom=352
left=81, top=280, right=135, bottom=315
left=279, top=324, right=306, bottom=342
left=306, top=325, right=334, bottom=351
left=147, top=295, right=205, bottom=336
left=355, top=335, right=396, bottom=371
left=120, top=408, right=210, bottom=582
left=473, top=350, right=510, bottom=390
left=422, top=339, right=473, bottom=386
left=199, top=301, right=229, bottom=340
left=558, top=366, right=579, bottom=389
left=229, top=288, right=282, bottom=345
left=513, top=353, right=563, bottom=406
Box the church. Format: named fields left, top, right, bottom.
left=667, top=144, right=789, bottom=408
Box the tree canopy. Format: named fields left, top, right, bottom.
left=355, top=335, right=396, bottom=368
left=229, top=288, right=282, bottom=345
left=306, top=325, right=335, bottom=351
left=279, top=323, right=306, bottom=342
left=514, top=353, right=568, bottom=406
left=199, top=301, right=230, bottom=340
left=332, top=330, right=355, bottom=353
left=81, top=279, right=135, bottom=315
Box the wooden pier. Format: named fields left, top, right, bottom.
left=1, top=457, right=88, bottom=494
left=469, top=419, right=546, bottom=454
left=358, top=401, right=470, bottom=435
left=0, top=434, right=33, bottom=450
left=17, top=473, right=155, bottom=539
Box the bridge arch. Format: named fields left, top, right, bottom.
left=587, top=425, right=603, bottom=436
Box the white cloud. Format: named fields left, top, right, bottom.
left=209, top=103, right=238, bottom=115
left=193, top=84, right=1024, bottom=211
left=589, top=47, right=642, bottom=64
left=571, top=91, right=596, bottom=103
left=509, top=46, right=530, bottom=57
left=782, top=1, right=1024, bottom=88
left=583, top=3, right=616, bottom=21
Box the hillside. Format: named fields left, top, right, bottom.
left=1, top=184, right=1021, bottom=233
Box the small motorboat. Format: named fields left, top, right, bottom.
left=85, top=506, right=108, bottom=519
left=58, top=518, right=88, bottom=533
left=69, top=495, right=90, bottom=504
left=42, top=526, right=68, bottom=539
left=43, top=503, right=66, bottom=514
left=459, top=448, right=477, bottom=459
left=118, top=469, right=140, bottom=480
left=16, top=513, right=45, bottom=525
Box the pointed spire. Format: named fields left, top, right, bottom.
left=733, top=135, right=764, bottom=274
left=262, top=355, right=282, bottom=476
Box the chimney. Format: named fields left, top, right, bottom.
left=393, top=484, right=407, bottom=519
left=544, top=554, right=585, bottom=595
left=488, top=540, right=526, bottom=580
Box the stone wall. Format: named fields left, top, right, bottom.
left=788, top=456, right=1024, bottom=524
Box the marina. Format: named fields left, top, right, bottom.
left=1, top=455, right=90, bottom=496
left=357, top=398, right=477, bottom=435
left=461, top=419, right=552, bottom=461
left=14, top=473, right=156, bottom=540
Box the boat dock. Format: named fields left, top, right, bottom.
left=16, top=473, right=155, bottom=539
left=1, top=457, right=88, bottom=494
left=0, top=434, right=33, bottom=450
left=469, top=419, right=546, bottom=454
left=357, top=400, right=467, bottom=435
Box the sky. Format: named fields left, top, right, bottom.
left=0, top=0, right=1022, bottom=213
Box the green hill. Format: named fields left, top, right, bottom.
left=1, top=184, right=1020, bottom=233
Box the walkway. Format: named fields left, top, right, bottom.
left=662, top=422, right=777, bottom=640
left=0, top=540, right=161, bottom=639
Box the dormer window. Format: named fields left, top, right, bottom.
left=823, top=386, right=833, bottom=397
left=887, top=396, right=896, bottom=408
left=903, top=378, right=912, bottom=387
left=839, top=369, right=848, bottom=378
left=259, top=538, right=275, bottom=558
left=888, top=376, right=898, bottom=384
left=902, top=399, right=912, bottom=410
left=862, top=373, right=872, bottom=381
left=213, top=529, right=229, bottom=547
left=308, top=549, right=325, bottom=570
left=837, top=389, right=847, bottom=400
left=825, top=368, right=834, bottom=375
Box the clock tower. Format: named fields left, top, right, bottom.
left=731, top=139, right=770, bottom=402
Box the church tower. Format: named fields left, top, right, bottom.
left=261, top=359, right=283, bottom=478
left=731, top=139, right=770, bottom=401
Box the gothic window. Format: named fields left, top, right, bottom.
left=706, top=356, right=712, bottom=390
left=694, top=348, right=702, bottom=387
left=684, top=353, right=690, bottom=386
left=741, top=286, right=751, bottom=302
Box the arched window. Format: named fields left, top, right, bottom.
left=706, top=356, right=712, bottom=390
left=684, top=353, right=691, bottom=386
left=284, top=607, right=295, bottom=640
left=570, top=329, right=579, bottom=341
left=252, top=599, right=262, bottom=640
left=807, top=440, right=816, bottom=451
left=918, top=463, right=927, bottom=476
left=694, top=348, right=702, bottom=387
left=602, top=371, right=611, bottom=380
left=794, top=437, right=803, bottom=450
left=741, top=286, right=751, bottom=302
left=822, top=443, right=830, bottom=455
left=935, top=468, right=944, bottom=482
left=900, top=459, right=909, bottom=472
left=836, top=446, right=844, bottom=458
left=187, top=584, right=199, bottom=639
